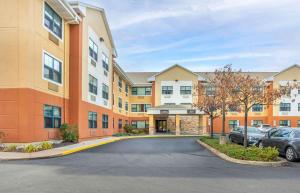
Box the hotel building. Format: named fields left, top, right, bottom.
left=0, top=0, right=299, bottom=142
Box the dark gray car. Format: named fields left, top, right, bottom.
left=259, top=127, right=300, bottom=161
left=229, top=126, right=267, bottom=146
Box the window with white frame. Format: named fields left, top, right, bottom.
left=89, top=38, right=98, bottom=61
left=88, top=112, right=97, bottom=129
left=102, top=53, right=109, bottom=71
left=102, top=114, right=109, bottom=128
left=125, top=102, right=129, bottom=111
left=229, top=120, right=239, bottom=129
left=43, top=52, right=62, bottom=84
left=102, top=83, right=109, bottom=100
left=131, top=121, right=149, bottom=129
left=252, top=120, right=263, bottom=126
left=44, top=2, right=62, bottom=39
left=89, top=75, right=98, bottom=95
left=279, top=120, right=290, bottom=127
left=162, top=86, right=173, bottom=94
left=131, top=87, right=151, bottom=95
left=180, top=86, right=192, bottom=95
left=44, top=105, right=61, bottom=128
left=252, top=104, right=263, bottom=112
left=298, top=103, right=300, bottom=112
left=280, top=103, right=291, bottom=112
left=118, top=97, right=122, bottom=109
left=131, top=104, right=151, bottom=112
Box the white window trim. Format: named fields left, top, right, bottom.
left=130, top=103, right=152, bottom=113
left=42, top=50, right=63, bottom=86
left=42, top=1, right=64, bottom=42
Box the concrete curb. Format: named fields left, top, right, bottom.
left=0, top=135, right=200, bottom=161
left=197, top=139, right=289, bottom=167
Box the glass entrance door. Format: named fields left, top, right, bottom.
left=156, top=120, right=167, bottom=133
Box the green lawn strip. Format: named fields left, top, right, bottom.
left=200, top=136, right=279, bottom=162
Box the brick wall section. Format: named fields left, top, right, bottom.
left=180, top=115, right=201, bottom=135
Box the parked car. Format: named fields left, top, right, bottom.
left=258, top=127, right=300, bottom=161
left=229, top=126, right=268, bottom=146
left=256, top=124, right=272, bottom=132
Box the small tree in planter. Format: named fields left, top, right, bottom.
left=194, top=83, right=222, bottom=138
left=231, top=73, right=292, bottom=148
left=60, top=124, right=78, bottom=143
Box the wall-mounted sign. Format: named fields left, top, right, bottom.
left=160, top=110, right=169, bottom=114
left=187, top=109, right=196, bottom=114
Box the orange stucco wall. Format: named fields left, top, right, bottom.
left=0, top=88, right=68, bottom=143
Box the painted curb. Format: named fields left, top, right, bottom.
left=197, top=139, right=289, bottom=167
left=0, top=135, right=200, bottom=160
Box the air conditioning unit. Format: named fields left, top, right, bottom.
left=90, top=95, right=96, bottom=102
left=103, top=100, right=108, bottom=106
left=182, top=95, right=190, bottom=98
left=164, top=95, right=171, bottom=98
left=281, top=112, right=288, bottom=115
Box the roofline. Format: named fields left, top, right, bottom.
left=147, top=64, right=206, bottom=82
left=264, top=64, right=300, bottom=81
left=113, top=62, right=134, bottom=85
left=68, top=1, right=117, bottom=57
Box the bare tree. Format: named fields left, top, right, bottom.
left=211, top=65, right=236, bottom=144
left=232, top=73, right=291, bottom=148
left=194, top=83, right=222, bottom=138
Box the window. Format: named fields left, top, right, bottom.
left=118, top=119, right=122, bottom=129
left=229, top=120, right=238, bottom=129
left=102, top=53, right=109, bottom=71
left=125, top=84, right=129, bottom=94
left=298, top=120, right=300, bottom=127
left=125, top=102, right=128, bottom=111
left=228, top=105, right=238, bottom=112
left=131, top=87, right=151, bottom=95
left=89, top=38, right=98, bottom=61
left=205, top=86, right=215, bottom=96
left=88, top=112, right=97, bottom=128
left=280, top=86, right=291, bottom=96
left=252, top=120, right=263, bottom=126
left=102, top=83, right=109, bottom=100
left=102, top=114, right=109, bottom=128
left=271, top=129, right=291, bottom=138
left=118, top=77, right=122, bottom=89
left=180, top=86, right=192, bottom=94
left=252, top=86, right=263, bottom=94
left=252, top=104, right=263, bottom=112
left=131, top=121, right=149, bottom=129
left=131, top=104, right=151, bottom=112
left=44, top=2, right=62, bottom=39
left=298, top=103, right=300, bottom=112
left=298, top=89, right=300, bottom=95
left=89, top=75, right=98, bottom=95
left=44, top=105, right=61, bottom=128
left=162, top=86, right=173, bottom=94
left=118, top=97, right=123, bottom=109
left=280, top=103, right=291, bottom=112
left=279, top=120, right=291, bottom=127
left=43, top=52, right=62, bottom=84
left=125, top=120, right=129, bottom=126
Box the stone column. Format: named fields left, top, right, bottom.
left=149, top=115, right=155, bottom=135
left=175, top=115, right=181, bottom=136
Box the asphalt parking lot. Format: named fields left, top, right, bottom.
left=0, top=137, right=300, bottom=193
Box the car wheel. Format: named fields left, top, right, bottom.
left=286, top=147, right=297, bottom=162
left=258, top=141, right=264, bottom=148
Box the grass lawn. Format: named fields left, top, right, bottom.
left=200, top=136, right=279, bottom=162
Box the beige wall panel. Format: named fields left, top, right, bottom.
left=0, top=0, right=18, bottom=27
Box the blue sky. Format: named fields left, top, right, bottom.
left=86, top=0, right=300, bottom=72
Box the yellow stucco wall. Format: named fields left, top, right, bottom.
left=273, top=65, right=300, bottom=116
left=155, top=66, right=198, bottom=106
left=0, top=0, right=70, bottom=98
left=112, top=71, right=130, bottom=116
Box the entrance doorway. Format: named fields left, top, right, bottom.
left=156, top=120, right=168, bottom=133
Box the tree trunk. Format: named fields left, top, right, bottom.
left=243, top=109, right=248, bottom=148
left=221, top=102, right=226, bottom=136
left=210, top=115, right=214, bottom=138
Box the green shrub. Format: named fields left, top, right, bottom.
left=60, top=123, right=78, bottom=142
left=112, top=133, right=130, bottom=137
left=200, top=136, right=279, bottom=162
left=24, top=144, right=39, bottom=153
left=123, top=125, right=147, bottom=135
left=40, top=142, right=53, bottom=150
left=3, top=144, right=17, bottom=152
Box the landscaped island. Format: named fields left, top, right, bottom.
left=199, top=136, right=279, bottom=162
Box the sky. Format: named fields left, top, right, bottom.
left=84, top=0, right=300, bottom=72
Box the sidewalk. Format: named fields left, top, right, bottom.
left=0, top=134, right=200, bottom=161
left=0, top=136, right=122, bottom=161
